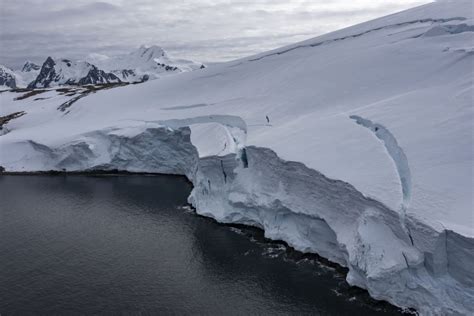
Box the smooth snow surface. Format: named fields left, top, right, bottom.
left=1, top=1, right=473, bottom=314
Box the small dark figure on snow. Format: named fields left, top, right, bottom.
left=266, top=115, right=270, bottom=124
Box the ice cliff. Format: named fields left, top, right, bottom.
left=1, top=121, right=472, bottom=314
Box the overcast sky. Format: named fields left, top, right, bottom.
left=0, top=0, right=430, bottom=69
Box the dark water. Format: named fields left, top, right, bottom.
left=0, top=175, right=405, bottom=315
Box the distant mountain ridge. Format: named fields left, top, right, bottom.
left=27, top=57, right=122, bottom=89
left=0, top=45, right=205, bottom=89
left=86, top=45, right=205, bottom=83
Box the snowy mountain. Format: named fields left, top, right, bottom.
left=86, top=45, right=205, bottom=82
left=0, top=1, right=473, bottom=314
left=0, top=65, right=17, bottom=89
left=14, top=61, right=41, bottom=87
left=0, top=62, right=40, bottom=89
left=27, top=57, right=121, bottom=88
left=21, top=61, right=40, bottom=72
left=1, top=46, right=204, bottom=89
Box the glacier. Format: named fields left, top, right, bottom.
left=0, top=0, right=473, bottom=314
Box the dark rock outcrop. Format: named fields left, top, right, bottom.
left=21, top=61, right=40, bottom=72
left=28, top=57, right=56, bottom=88
left=28, top=57, right=121, bottom=88
left=77, top=66, right=121, bottom=85
left=0, top=66, right=17, bottom=89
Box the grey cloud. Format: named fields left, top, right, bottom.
left=0, top=0, right=429, bottom=69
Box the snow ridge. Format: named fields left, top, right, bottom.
left=247, top=17, right=466, bottom=63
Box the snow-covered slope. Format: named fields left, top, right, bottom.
left=0, top=65, right=17, bottom=89
left=86, top=45, right=205, bottom=82
left=1, top=0, right=473, bottom=314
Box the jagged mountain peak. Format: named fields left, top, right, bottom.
left=21, top=61, right=40, bottom=72
left=85, top=44, right=204, bottom=82
left=136, top=45, right=167, bottom=59
left=0, top=65, right=17, bottom=89
left=43, top=56, right=56, bottom=67
left=27, top=56, right=120, bottom=89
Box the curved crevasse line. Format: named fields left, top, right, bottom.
left=123, top=115, right=249, bottom=166
left=161, top=103, right=210, bottom=110
left=157, top=115, right=249, bottom=166
left=349, top=115, right=413, bottom=245
left=349, top=115, right=412, bottom=208
left=124, top=115, right=247, bottom=136
left=157, top=115, right=247, bottom=134
left=135, top=114, right=248, bottom=149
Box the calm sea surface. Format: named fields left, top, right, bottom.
left=0, top=175, right=405, bottom=315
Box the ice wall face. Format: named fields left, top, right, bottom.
left=0, top=126, right=199, bottom=179
left=189, top=146, right=474, bottom=315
